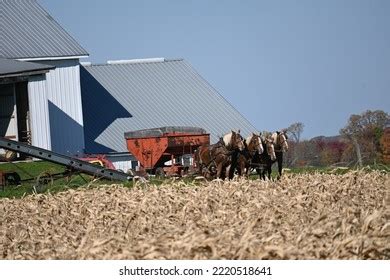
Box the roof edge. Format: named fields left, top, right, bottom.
left=82, top=58, right=184, bottom=67
left=17, top=55, right=89, bottom=62
left=0, top=69, right=52, bottom=79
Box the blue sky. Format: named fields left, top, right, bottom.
left=41, top=0, right=390, bottom=139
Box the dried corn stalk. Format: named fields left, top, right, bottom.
left=1, top=171, right=389, bottom=259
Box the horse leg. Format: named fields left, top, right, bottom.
left=267, top=163, right=272, bottom=180
left=237, top=157, right=246, bottom=177
left=256, top=168, right=262, bottom=179
left=244, top=163, right=250, bottom=178
left=229, top=150, right=238, bottom=180
left=257, top=165, right=266, bottom=180
left=245, top=163, right=251, bottom=178
left=276, top=152, right=283, bottom=179
left=216, top=162, right=224, bottom=179
left=196, top=148, right=206, bottom=175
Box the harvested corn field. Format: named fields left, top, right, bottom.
left=1, top=171, right=389, bottom=260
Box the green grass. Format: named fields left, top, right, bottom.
left=0, top=160, right=132, bottom=199
left=0, top=160, right=64, bottom=179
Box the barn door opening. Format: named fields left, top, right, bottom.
left=0, top=83, right=17, bottom=140
left=0, top=82, right=30, bottom=159
left=15, top=82, right=30, bottom=144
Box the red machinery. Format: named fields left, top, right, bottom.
left=125, top=126, right=210, bottom=176
left=78, top=155, right=116, bottom=170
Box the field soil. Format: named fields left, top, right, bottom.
left=1, top=171, right=389, bottom=259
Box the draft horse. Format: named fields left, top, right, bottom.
left=251, top=135, right=277, bottom=180
left=271, top=130, right=289, bottom=179
left=195, top=130, right=244, bottom=179
left=236, top=133, right=264, bottom=177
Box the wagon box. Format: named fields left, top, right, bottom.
left=125, top=126, right=210, bottom=175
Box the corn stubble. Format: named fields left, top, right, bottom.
left=1, top=171, right=389, bottom=259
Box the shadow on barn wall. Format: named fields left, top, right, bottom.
left=80, top=66, right=132, bottom=154
left=48, top=101, right=85, bottom=155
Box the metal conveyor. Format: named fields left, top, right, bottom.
left=0, top=137, right=132, bottom=182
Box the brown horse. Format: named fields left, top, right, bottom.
left=195, top=130, right=244, bottom=179
left=236, top=133, right=264, bottom=177
left=271, top=130, right=289, bottom=178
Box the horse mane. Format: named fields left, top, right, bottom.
left=223, top=132, right=234, bottom=147
left=271, top=132, right=278, bottom=143
left=216, top=137, right=225, bottom=146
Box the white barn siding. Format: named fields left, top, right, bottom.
left=28, top=59, right=85, bottom=155
left=28, top=75, right=51, bottom=150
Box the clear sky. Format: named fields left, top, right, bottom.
left=41, top=0, right=390, bottom=139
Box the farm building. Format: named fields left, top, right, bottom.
left=81, top=58, right=257, bottom=153
left=1, top=0, right=88, bottom=155
left=80, top=59, right=257, bottom=170
left=1, top=0, right=257, bottom=171
left=0, top=58, right=55, bottom=153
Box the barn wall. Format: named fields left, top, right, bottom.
left=28, top=59, right=85, bottom=155
left=28, top=75, right=51, bottom=150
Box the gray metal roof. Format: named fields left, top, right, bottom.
left=1, top=0, right=88, bottom=59
left=0, top=57, right=55, bottom=78
left=81, top=58, right=258, bottom=153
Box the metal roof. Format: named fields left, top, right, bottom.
left=1, top=0, right=88, bottom=59
left=81, top=58, right=258, bottom=153
left=0, top=57, right=55, bottom=78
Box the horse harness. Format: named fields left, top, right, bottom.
left=274, top=132, right=287, bottom=153
left=199, top=140, right=233, bottom=172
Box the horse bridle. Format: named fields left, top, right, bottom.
left=232, top=133, right=244, bottom=151
left=242, top=136, right=258, bottom=158
left=251, top=135, right=262, bottom=155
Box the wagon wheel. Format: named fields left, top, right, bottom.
left=33, top=172, right=53, bottom=193
left=155, top=167, right=165, bottom=178
left=4, top=172, right=21, bottom=186
left=62, top=167, right=75, bottom=183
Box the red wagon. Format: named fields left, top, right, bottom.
left=125, top=126, right=210, bottom=176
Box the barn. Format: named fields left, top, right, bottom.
left=80, top=59, right=257, bottom=170
left=0, top=58, right=55, bottom=158
left=1, top=0, right=257, bottom=171
left=1, top=0, right=88, bottom=155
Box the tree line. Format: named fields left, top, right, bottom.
left=284, top=110, right=390, bottom=168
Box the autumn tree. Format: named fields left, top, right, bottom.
left=286, top=122, right=304, bottom=143
left=284, top=122, right=305, bottom=166
left=315, top=138, right=347, bottom=166
left=340, top=110, right=389, bottom=166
